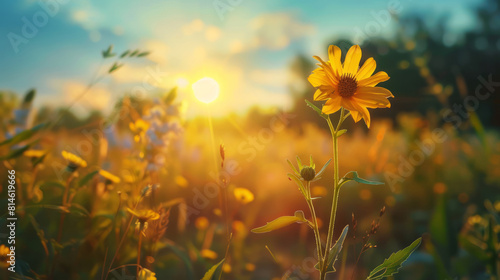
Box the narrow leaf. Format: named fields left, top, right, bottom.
left=108, top=62, right=123, bottom=73
left=296, top=156, right=303, bottom=170
left=315, top=159, right=332, bottom=178
left=129, top=49, right=140, bottom=57
left=137, top=51, right=150, bottom=57
left=287, top=159, right=300, bottom=177
left=102, top=45, right=116, bottom=58
left=201, top=258, right=225, bottom=280
left=287, top=173, right=307, bottom=198
left=336, top=129, right=347, bottom=137
left=120, top=50, right=130, bottom=58
left=305, top=99, right=328, bottom=119
left=22, top=89, right=36, bottom=107
left=164, top=87, right=178, bottom=104
left=0, top=123, right=46, bottom=146
left=344, top=171, right=384, bottom=185
left=366, top=237, right=422, bottom=280
left=251, top=214, right=306, bottom=233
left=315, top=225, right=349, bottom=273
left=78, top=170, right=99, bottom=188
left=1, top=145, right=31, bottom=160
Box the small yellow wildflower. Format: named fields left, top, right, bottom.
left=137, top=268, right=157, bottom=280
left=24, top=149, right=45, bottom=158
left=175, top=175, right=188, bottom=188
left=61, top=150, right=87, bottom=170
left=233, top=187, right=254, bottom=204
left=127, top=208, right=160, bottom=224
left=0, top=244, right=10, bottom=267
left=200, top=249, right=218, bottom=260
left=99, top=170, right=121, bottom=184
left=308, top=44, right=393, bottom=128
left=129, top=119, right=149, bottom=142
left=195, top=216, right=209, bottom=230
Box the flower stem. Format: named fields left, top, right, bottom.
left=305, top=181, right=323, bottom=269
left=321, top=108, right=345, bottom=279
left=137, top=224, right=144, bottom=277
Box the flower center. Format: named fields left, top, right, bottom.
left=337, top=74, right=358, bottom=98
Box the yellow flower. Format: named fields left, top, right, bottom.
left=24, top=149, right=45, bottom=158
left=200, top=249, right=218, bottom=260
left=233, top=187, right=254, bottom=204
left=195, top=216, right=209, bottom=230
left=138, top=268, right=157, bottom=280
left=127, top=208, right=160, bottom=224
left=61, top=150, right=87, bottom=169
left=129, top=119, right=149, bottom=142
left=308, top=45, right=393, bottom=128
left=0, top=244, right=9, bottom=267
left=99, top=170, right=121, bottom=184
left=175, top=175, right=188, bottom=188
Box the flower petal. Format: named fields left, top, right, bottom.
left=358, top=71, right=390, bottom=87
left=357, top=86, right=394, bottom=97
left=342, top=98, right=371, bottom=128
left=322, top=94, right=341, bottom=114
left=350, top=110, right=363, bottom=122
left=356, top=57, right=376, bottom=80
left=314, top=89, right=330, bottom=101
left=328, top=45, right=343, bottom=78
left=352, top=95, right=391, bottom=108
left=308, top=68, right=332, bottom=87
left=343, top=45, right=362, bottom=75
left=313, top=56, right=339, bottom=84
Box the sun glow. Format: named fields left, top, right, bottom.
left=192, top=77, right=220, bottom=103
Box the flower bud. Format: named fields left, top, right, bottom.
left=300, top=166, right=316, bottom=181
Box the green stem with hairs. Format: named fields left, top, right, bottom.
left=320, top=108, right=347, bottom=280
left=305, top=181, right=323, bottom=269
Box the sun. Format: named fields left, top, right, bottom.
left=192, top=77, right=220, bottom=103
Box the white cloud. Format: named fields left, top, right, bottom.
left=250, top=13, right=315, bottom=50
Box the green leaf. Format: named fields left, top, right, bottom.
left=296, top=156, right=303, bottom=170
left=305, top=99, right=328, bottom=120
left=164, top=87, right=178, bottom=104
left=486, top=215, right=498, bottom=253
left=165, top=243, right=196, bottom=280
left=0, top=123, right=46, bottom=146
left=120, top=50, right=130, bottom=58
left=68, top=203, right=90, bottom=217
left=287, top=173, right=307, bottom=198
left=309, top=155, right=315, bottom=169
left=201, top=258, right=225, bottom=280
left=22, top=89, right=36, bottom=107
left=315, top=159, right=332, bottom=179
left=366, top=237, right=422, bottom=280
left=1, top=144, right=31, bottom=160
left=343, top=171, right=384, bottom=185
left=21, top=204, right=70, bottom=213
left=32, top=153, right=47, bottom=167
left=78, top=170, right=99, bottom=188
left=137, top=51, right=150, bottom=57
left=102, top=45, right=116, bottom=58
left=294, top=210, right=306, bottom=220
left=108, top=62, right=123, bottom=73
left=287, top=159, right=300, bottom=177
left=251, top=212, right=307, bottom=233
left=39, top=181, right=66, bottom=191
left=315, top=225, right=349, bottom=273
left=129, top=49, right=140, bottom=57
left=336, top=129, right=347, bottom=137
left=429, top=196, right=457, bottom=258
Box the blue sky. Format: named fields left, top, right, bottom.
left=0, top=0, right=479, bottom=117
